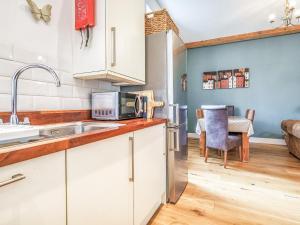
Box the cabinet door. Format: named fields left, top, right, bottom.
left=0, top=152, right=66, bottom=225
left=67, top=133, right=134, bottom=225
left=134, top=124, right=166, bottom=225
left=73, top=0, right=106, bottom=74
left=106, top=0, right=145, bottom=82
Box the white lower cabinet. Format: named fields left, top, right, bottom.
left=0, top=125, right=166, bottom=225
left=67, top=124, right=166, bottom=225
left=0, top=152, right=66, bottom=225
left=133, top=124, right=166, bottom=225
left=67, top=133, right=134, bottom=225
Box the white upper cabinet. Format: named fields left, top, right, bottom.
left=73, top=0, right=145, bottom=86
left=0, top=152, right=66, bottom=225
left=106, top=0, right=146, bottom=83
left=72, top=0, right=106, bottom=75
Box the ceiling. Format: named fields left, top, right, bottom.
left=156, top=0, right=300, bottom=43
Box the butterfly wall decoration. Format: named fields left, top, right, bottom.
left=26, top=0, right=52, bottom=23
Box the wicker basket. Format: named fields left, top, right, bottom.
left=145, top=9, right=179, bottom=36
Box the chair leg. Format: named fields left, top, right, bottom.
left=205, top=147, right=209, bottom=163
left=224, top=151, right=228, bottom=168
left=239, top=146, right=242, bottom=162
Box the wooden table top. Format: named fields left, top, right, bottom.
left=196, top=116, right=254, bottom=136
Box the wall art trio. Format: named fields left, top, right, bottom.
left=203, top=68, right=250, bottom=90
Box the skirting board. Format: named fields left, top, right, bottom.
left=249, top=137, right=286, bottom=146
left=188, top=133, right=286, bottom=146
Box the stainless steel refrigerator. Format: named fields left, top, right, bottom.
left=122, top=30, right=188, bottom=203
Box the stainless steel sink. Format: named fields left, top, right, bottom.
left=0, top=122, right=124, bottom=148
left=40, top=122, right=124, bottom=138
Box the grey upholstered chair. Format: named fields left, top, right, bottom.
left=226, top=105, right=235, bottom=116
left=203, top=108, right=242, bottom=168
left=245, top=109, right=255, bottom=123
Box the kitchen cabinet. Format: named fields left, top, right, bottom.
left=133, top=124, right=166, bottom=225
left=73, top=0, right=145, bottom=86
left=67, top=124, right=166, bottom=225
left=0, top=152, right=66, bottom=225
left=67, top=133, right=134, bottom=225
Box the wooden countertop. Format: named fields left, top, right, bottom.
left=0, top=118, right=167, bottom=168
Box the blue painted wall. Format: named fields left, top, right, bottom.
left=187, top=33, right=300, bottom=138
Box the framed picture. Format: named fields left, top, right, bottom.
left=233, top=68, right=250, bottom=88
left=202, top=71, right=217, bottom=90
left=218, top=70, right=233, bottom=89
left=202, top=68, right=250, bottom=90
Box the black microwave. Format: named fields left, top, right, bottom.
left=92, top=92, right=145, bottom=120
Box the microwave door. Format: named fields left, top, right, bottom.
left=119, top=93, right=137, bottom=119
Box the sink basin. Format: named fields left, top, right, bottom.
left=39, top=122, right=124, bottom=138
left=0, top=122, right=124, bottom=148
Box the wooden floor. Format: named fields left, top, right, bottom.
left=149, top=139, right=300, bottom=225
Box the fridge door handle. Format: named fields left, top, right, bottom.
left=169, top=104, right=180, bottom=126
left=168, top=129, right=174, bottom=151
left=168, top=128, right=180, bottom=152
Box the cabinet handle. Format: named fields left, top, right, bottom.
left=111, top=27, right=116, bottom=67
left=129, top=137, right=134, bottom=182
left=0, top=174, right=26, bottom=188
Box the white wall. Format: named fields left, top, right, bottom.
left=0, top=0, right=118, bottom=112
left=145, top=0, right=161, bottom=12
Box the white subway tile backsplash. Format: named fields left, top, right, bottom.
left=99, top=80, right=113, bottom=90
left=81, top=99, right=91, bottom=109
left=0, top=60, right=32, bottom=79
left=83, top=80, right=100, bottom=89
left=61, top=98, right=82, bottom=110
left=0, top=43, right=13, bottom=60
left=57, top=57, right=73, bottom=73
left=33, top=96, right=61, bottom=110
left=13, top=46, right=40, bottom=65
left=0, top=94, right=34, bottom=112
left=18, top=79, right=49, bottom=96
left=13, top=46, right=59, bottom=70
left=0, top=94, right=11, bottom=111
left=0, top=59, right=19, bottom=76
left=0, top=58, right=117, bottom=112
left=73, top=86, right=91, bottom=99
left=61, top=71, right=83, bottom=86
left=31, top=68, right=61, bottom=83
left=48, top=84, right=73, bottom=98
left=99, top=80, right=120, bottom=92
left=18, top=95, right=34, bottom=111
left=48, top=83, right=59, bottom=97
left=0, top=76, right=11, bottom=94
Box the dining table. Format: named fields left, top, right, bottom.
left=196, top=116, right=254, bottom=162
